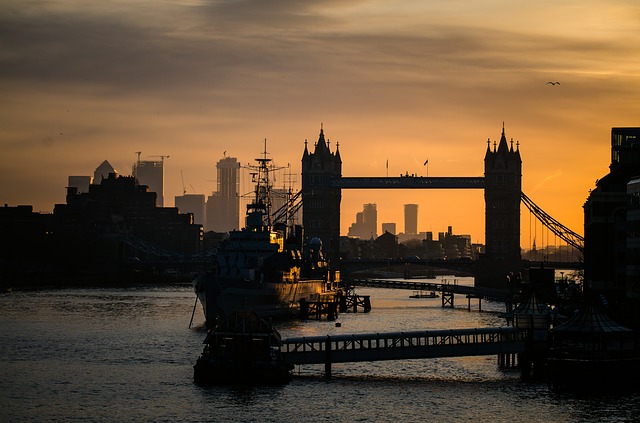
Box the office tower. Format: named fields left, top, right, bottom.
left=68, top=176, right=92, bottom=194
left=347, top=203, right=377, bottom=239
left=206, top=155, right=240, bottom=232
left=175, top=194, right=206, bottom=226
left=381, top=222, right=396, bottom=235
left=134, top=158, right=165, bottom=207
left=404, top=204, right=418, bottom=235
left=94, top=160, right=117, bottom=185
left=363, top=203, right=377, bottom=238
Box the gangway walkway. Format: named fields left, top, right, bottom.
left=282, top=326, right=525, bottom=377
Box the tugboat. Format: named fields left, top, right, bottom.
left=193, top=310, right=293, bottom=384
left=194, top=141, right=340, bottom=326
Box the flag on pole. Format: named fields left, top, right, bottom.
left=423, top=159, right=428, bottom=166
left=386, top=159, right=388, bottom=169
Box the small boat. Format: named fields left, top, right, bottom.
left=193, top=310, right=293, bottom=385
left=409, top=290, right=439, bottom=299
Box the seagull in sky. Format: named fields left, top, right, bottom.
left=546, top=81, right=560, bottom=85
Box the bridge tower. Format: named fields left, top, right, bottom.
left=301, top=126, right=342, bottom=261
left=477, top=125, right=522, bottom=288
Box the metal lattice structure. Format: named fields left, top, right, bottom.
left=521, top=192, right=584, bottom=252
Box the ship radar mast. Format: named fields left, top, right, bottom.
left=244, top=139, right=279, bottom=231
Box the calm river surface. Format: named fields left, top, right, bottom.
left=2, top=277, right=639, bottom=422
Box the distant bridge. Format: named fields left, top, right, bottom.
left=339, top=257, right=583, bottom=276
left=345, top=277, right=512, bottom=303
left=281, top=326, right=525, bottom=377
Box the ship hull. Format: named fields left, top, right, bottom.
left=196, top=274, right=334, bottom=323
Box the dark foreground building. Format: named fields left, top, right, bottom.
left=1, top=173, right=204, bottom=286
left=583, top=127, right=640, bottom=322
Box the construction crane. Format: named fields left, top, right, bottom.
left=149, top=155, right=170, bottom=162
left=133, top=151, right=142, bottom=178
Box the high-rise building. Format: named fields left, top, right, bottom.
left=404, top=204, right=418, bottom=235
left=134, top=158, right=165, bottom=207
left=363, top=203, right=377, bottom=238
left=94, top=160, right=117, bottom=185
left=206, top=156, right=240, bottom=232
left=347, top=203, right=377, bottom=239
left=175, top=194, right=206, bottom=226
left=68, top=176, right=92, bottom=194
left=381, top=222, right=396, bottom=235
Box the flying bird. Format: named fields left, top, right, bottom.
left=546, top=81, right=560, bottom=85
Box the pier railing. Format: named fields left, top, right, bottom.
left=282, top=326, right=525, bottom=366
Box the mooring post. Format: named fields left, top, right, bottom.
left=363, top=296, right=371, bottom=312
left=325, top=336, right=332, bottom=379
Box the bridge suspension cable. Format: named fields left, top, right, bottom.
left=272, top=189, right=303, bottom=225
left=521, top=192, right=584, bottom=253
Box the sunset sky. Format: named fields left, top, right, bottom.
left=2, top=1, right=639, bottom=248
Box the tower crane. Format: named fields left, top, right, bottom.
left=133, top=151, right=142, bottom=178
left=149, top=155, right=170, bottom=163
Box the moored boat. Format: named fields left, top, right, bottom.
left=194, top=142, right=339, bottom=326
left=409, top=290, right=439, bottom=298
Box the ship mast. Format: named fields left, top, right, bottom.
left=254, top=138, right=273, bottom=228
left=244, top=139, right=274, bottom=231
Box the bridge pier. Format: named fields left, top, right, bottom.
left=338, top=293, right=372, bottom=313
left=498, top=352, right=519, bottom=369
left=467, top=294, right=482, bottom=311
left=300, top=298, right=339, bottom=320
left=441, top=292, right=454, bottom=308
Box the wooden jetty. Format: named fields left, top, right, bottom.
left=299, top=291, right=371, bottom=320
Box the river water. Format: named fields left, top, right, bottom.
left=1, top=277, right=639, bottom=422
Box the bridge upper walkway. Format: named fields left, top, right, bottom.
left=334, top=176, right=484, bottom=189
left=281, top=326, right=524, bottom=366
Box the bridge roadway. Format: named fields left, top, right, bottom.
left=281, top=327, right=525, bottom=375
left=344, top=277, right=512, bottom=302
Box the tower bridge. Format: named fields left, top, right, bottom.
left=298, top=125, right=583, bottom=289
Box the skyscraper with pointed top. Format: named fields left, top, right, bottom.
left=301, top=125, right=342, bottom=261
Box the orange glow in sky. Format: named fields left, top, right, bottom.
left=2, top=1, right=639, bottom=247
